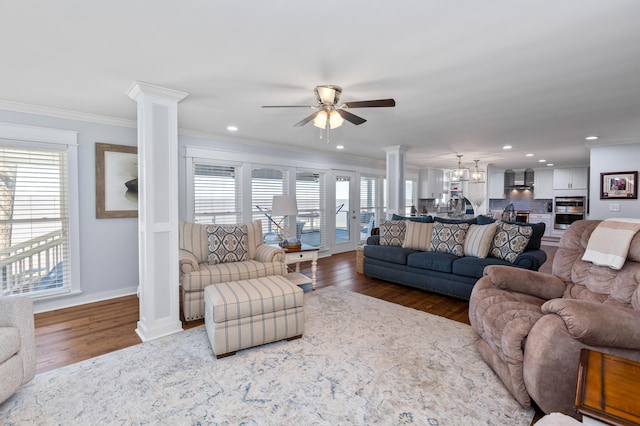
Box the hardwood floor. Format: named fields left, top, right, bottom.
left=34, top=246, right=557, bottom=422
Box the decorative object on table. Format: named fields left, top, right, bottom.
left=271, top=195, right=301, bottom=250
left=95, top=142, right=138, bottom=218
left=599, top=170, right=637, bottom=199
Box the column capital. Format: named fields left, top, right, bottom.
left=382, top=145, right=411, bottom=154
left=127, top=81, right=188, bottom=103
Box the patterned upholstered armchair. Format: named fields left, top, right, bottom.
left=178, top=220, right=287, bottom=321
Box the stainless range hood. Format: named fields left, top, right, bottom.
left=505, top=169, right=534, bottom=191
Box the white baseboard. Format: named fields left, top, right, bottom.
left=33, top=286, right=138, bottom=314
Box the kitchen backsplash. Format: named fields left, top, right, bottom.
left=489, top=194, right=553, bottom=213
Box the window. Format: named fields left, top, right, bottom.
left=360, top=175, right=383, bottom=241
left=252, top=167, right=289, bottom=241
left=0, top=144, right=73, bottom=297
left=296, top=170, right=325, bottom=249
left=405, top=179, right=415, bottom=216
left=193, top=163, right=242, bottom=224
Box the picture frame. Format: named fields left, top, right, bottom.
left=95, top=143, right=138, bottom=218
left=600, top=170, right=637, bottom=200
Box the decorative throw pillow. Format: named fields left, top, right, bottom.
left=379, top=220, right=407, bottom=246
left=402, top=221, right=434, bottom=251
left=206, top=224, right=248, bottom=265
left=464, top=223, right=497, bottom=258
left=490, top=221, right=533, bottom=263
left=430, top=222, right=470, bottom=256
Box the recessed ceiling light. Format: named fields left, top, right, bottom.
left=538, top=159, right=546, bottom=162
left=525, top=153, right=534, bottom=157
left=585, top=135, right=599, bottom=140
left=336, top=145, right=344, bottom=150
left=547, top=163, right=554, bottom=166
left=227, top=125, right=238, bottom=131
left=503, top=145, right=512, bottom=150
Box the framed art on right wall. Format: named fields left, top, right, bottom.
left=600, top=170, right=637, bottom=199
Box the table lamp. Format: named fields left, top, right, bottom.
left=272, top=195, right=300, bottom=249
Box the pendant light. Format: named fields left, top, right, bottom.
left=471, top=160, right=486, bottom=183
left=450, top=154, right=469, bottom=182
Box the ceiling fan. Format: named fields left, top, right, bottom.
left=261, top=85, right=396, bottom=130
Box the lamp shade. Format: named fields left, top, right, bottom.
left=272, top=195, right=298, bottom=216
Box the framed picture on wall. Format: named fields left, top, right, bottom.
left=600, top=170, right=637, bottom=199
left=96, top=142, right=138, bottom=218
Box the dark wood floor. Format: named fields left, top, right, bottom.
left=34, top=246, right=557, bottom=422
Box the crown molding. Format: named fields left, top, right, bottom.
left=0, top=99, right=137, bottom=128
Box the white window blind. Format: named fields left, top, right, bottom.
left=405, top=179, right=415, bottom=216
left=296, top=170, right=325, bottom=249
left=193, top=163, right=242, bottom=224
left=0, top=146, right=71, bottom=297
left=252, top=167, right=289, bottom=239
left=360, top=175, right=382, bottom=241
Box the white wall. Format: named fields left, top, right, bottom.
left=589, top=142, right=640, bottom=219
left=0, top=109, right=139, bottom=312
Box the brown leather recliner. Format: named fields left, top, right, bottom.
left=469, top=220, right=640, bottom=418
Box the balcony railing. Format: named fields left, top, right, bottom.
left=0, top=229, right=64, bottom=296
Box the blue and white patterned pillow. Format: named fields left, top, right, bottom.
left=430, top=222, right=470, bottom=256
left=379, top=220, right=407, bottom=246
left=490, top=221, right=533, bottom=263
left=206, top=224, right=248, bottom=265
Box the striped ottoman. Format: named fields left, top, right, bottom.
left=204, top=275, right=304, bottom=358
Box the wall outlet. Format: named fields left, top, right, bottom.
left=609, top=203, right=621, bottom=212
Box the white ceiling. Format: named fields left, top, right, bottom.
left=2, top=0, right=640, bottom=170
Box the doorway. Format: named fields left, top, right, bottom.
left=333, top=172, right=358, bottom=253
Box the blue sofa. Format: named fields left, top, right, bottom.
left=362, top=215, right=547, bottom=300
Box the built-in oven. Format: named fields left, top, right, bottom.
left=554, top=196, right=586, bottom=230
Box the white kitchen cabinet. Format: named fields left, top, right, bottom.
left=529, top=213, right=552, bottom=237
left=533, top=169, right=554, bottom=199
left=488, top=171, right=505, bottom=199
left=553, top=167, right=588, bottom=190
left=419, top=168, right=444, bottom=199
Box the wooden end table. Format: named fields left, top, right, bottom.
left=575, top=349, right=640, bottom=426
left=276, top=244, right=319, bottom=290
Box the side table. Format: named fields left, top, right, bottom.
left=575, top=349, right=640, bottom=426
left=280, top=244, right=319, bottom=291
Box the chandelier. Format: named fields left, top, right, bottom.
left=470, top=160, right=486, bottom=183
left=450, top=154, right=469, bottom=182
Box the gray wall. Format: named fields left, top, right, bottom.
left=0, top=109, right=139, bottom=312
left=589, top=142, right=640, bottom=219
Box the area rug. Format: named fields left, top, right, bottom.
left=1, top=287, right=533, bottom=425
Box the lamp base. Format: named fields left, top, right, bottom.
left=279, top=241, right=302, bottom=251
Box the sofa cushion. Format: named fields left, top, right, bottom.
left=0, top=327, right=20, bottom=364
left=379, top=220, right=407, bottom=246
left=464, top=223, right=498, bottom=258
left=181, top=260, right=287, bottom=292
left=434, top=216, right=478, bottom=225
left=477, top=215, right=544, bottom=251
left=363, top=244, right=416, bottom=265
left=490, top=221, right=533, bottom=263
left=407, top=251, right=460, bottom=273
left=452, top=256, right=513, bottom=278
left=206, top=224, right=249, bottom=265
left=402, top=221, right=434, bottom=251
left=430, top=222, right=470, bottom=256
left=180, top=219, right=263, bottom=262
left=392, top=213, right=433, bottom=223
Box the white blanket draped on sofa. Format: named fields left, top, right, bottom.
left=582, top=218, right=640, bottom=270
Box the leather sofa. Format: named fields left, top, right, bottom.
left=363, top=215, right=547, bottom=300
left=178, top=220, right=287, bottom=321
left=0, top=296, right=36, bottom=404
left=469, top=219, right=640, bottom=418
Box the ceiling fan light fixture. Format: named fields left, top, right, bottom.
left=315, top=85, right=341, bottom=105
left=329, top=110, right=344, bottom=129
left=313, top=110, right=328, bottom=128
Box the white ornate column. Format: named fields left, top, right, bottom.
left=383, top=145, right=410, bottom=219
left=127, top=82, right=188, bottom=341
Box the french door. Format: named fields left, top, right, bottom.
left=333, top=171, right=358, bottom=254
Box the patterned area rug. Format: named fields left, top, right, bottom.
left=1, top=287, right=533, bottom=425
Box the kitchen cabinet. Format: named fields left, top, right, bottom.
left=488, top=171, right=505, bottom=199
left=553, top=167, right=588, bottom=190
left=529, top=213, right=552, bottom=237
left=533, top=169, right=554, bottom=199
left=419, top=168, right=444, bottom=199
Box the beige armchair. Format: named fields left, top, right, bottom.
left=0, top=296, right=36, bottom=404
left=469, top=220, right=640, bottom=418
left=178, top=220, right=287, bottom=321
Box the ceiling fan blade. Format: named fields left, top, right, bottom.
left=293, top=111, right=319, bottom=127
left=337, top=109, right=367, bottom=125
left=261, top=105, right=315, bottom=108
left=343, top=99, right=396, bottom=108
